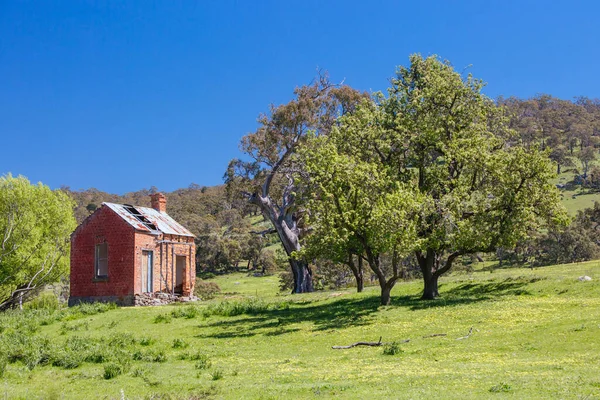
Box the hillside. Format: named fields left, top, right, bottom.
left=1, top=261, right=599, bottom=399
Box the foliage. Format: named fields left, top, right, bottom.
left=210, top=369, right=224, bottom=380
left=299, top=55, right=568, bottom=301
left=193, top=279, right=221, bottom=300
left=382, top=342, right=404, bottom=356
left=200, top=298, right=290, bottom=318
left=103, top=362, right=124, bottom=379
left=24, top=292, right=61, bottom=311
left=0, top=174, right=77, bottom=309
left=529, top=201, right=600, bottom=266
left=225, top=74, right=368, bottom=293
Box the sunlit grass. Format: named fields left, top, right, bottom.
left=1, top=261, right=599, bottom=399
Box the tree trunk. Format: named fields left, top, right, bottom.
left=380, top=285, right=392, bottom=305
left=290, top=259, right=313, bottom=293
left=422, top=274, right=440, bottom=300
left=249, top=192, right=313, bottom=293
left=347, top=254, right=364, bottom=293
left=356, top=271, right=364, bottom=293
left=417, top=249, right=440, bottom=300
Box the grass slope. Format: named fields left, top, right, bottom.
left=2, top=261, right=600, bottom=399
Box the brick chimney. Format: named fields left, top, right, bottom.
left=150, top=193, right=167, bottom=213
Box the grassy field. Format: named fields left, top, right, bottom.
left=2, top=261, right=600, bottom=399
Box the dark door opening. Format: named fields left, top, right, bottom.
left=175, top=256, right=185, bottom=294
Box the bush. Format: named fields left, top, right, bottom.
left=382, top=342, right=404, bottom=356
left=194, top=279, right=221, bottom=300
left=0, top=356, right=7, bottom=378
left=139, top=337, right=155, bottom=346
left=170, top=306, right=200, bottom=319
left=51, top=350, right=81, bottom=369
left=24, top=293, right=60, bottom=311
left=194, top=353, right=212, bottom=370
left=103, top=362, right=124, bottom=380
left=172, top=338, right=188, bottom=349
left=107, top=332, right=136, bottom=348
left=201, top=298, right=290, bottom=318
left=210, top=369, right=223, bottom=380
left=489, top=383, right=512, bottom=393
left=132, top=349, right=167, bottom=363
left=153, top=313, right=172, bottom=324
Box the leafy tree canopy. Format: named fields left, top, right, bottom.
left=0, top=174, right=76, bottom=309
left=299, top=55, right=568, bottom=302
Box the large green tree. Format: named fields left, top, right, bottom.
left=301, top=55, right=567, bottom=301
left=0, top=174, right=76, bottom=309
left=298, top=128, right=422, bottom=304
left=225, top=76, right=366, bottom=293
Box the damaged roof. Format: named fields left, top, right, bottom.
left=103, top=202, right=194, bottom=237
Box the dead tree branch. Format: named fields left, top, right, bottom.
left=456, top=327, right=477, bottom=340
left=422, top=333, right=447, bottom=338
left=332, top=337, right=410, bottom=349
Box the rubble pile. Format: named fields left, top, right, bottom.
left=133, top=292, right=198, bottom=306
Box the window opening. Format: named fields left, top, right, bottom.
left=95, top=243, right=108, bottom=278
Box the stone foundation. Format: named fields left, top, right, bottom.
left=133, top=292, right=199, bottom=306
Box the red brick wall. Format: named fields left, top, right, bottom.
left=134, top=233, right=196, bottom=296
left=70, top=206, right=135, bottom=299
left=70, top=204, right=197, bottom=302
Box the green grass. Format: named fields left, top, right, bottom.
left=554, top=170, right=600, bottom=215
left=1, top=261, right=600, bottom=399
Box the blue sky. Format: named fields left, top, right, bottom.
left=1, top=1, right=599, bottom=194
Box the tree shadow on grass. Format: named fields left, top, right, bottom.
left=393, top=278, right=532, bottom=310
left=195, top=296, right=381, bottom=339
left=196, top=277, right=533, bottom=339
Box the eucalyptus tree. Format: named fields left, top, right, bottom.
left=0, top=174, right=76, bottom=309
left=225, top=76, right=366, bottom=293
left=301, top=55, right=567, bottom=300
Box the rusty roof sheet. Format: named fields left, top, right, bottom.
left=103, top=202, right=195, bottom=237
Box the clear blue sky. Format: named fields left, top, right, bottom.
left=1, top=1, right=598, bottom=194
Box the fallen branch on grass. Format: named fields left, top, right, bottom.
left=332, top=337, right=410, bottom=349
left=456, top=327, right=477, bottom=340
left=422, top=333, right=447, bottom=338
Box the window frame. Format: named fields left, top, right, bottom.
left=95, top=242, right=109, bottom=279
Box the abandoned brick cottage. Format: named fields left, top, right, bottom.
left=69, top=193, right=196, bottom=306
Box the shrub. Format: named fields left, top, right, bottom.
left=130, top=366, right=147, bottom=378
left=107, top=332, right=136, bottom=348
left=194, top=353, right=212, bottom=370
left=153, top=314, right=172, bottom=324
left=170, top=306, right=200, bottom=319
left=0, top=356, right=7, bottom=378
left=103, top=362, right=124, bottom=380
left=382, top=342, right=404, bottom=356
left=489, top=383, right=512, bottom=393
left=51, top=350, right=81, bottom=369
left=172, top=338, right=188, bottom=349
left=201, top=298, right=290, bottom=318
left=132, top=349, right=167, bottom=363
left=139, top=337, right=155, bottom=346
left=210, top=369, right=223, bottom=381
left=194, top=279, right=221, bottom=300
left=59, top=321, right=89, bottom=335
left=24, top=293, right=60, bottom=311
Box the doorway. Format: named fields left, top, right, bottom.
left=142, top=250, right=153, bottom=293
left=175, top=256, right=185, bottom=294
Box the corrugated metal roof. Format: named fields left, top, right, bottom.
left=103, top=202, right=195, bottom=237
